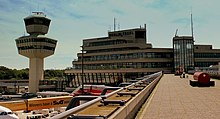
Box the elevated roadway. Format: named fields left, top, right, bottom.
left=137, top=74, right=220, bottom=119
left=2, top=73, right=219, bottom=119
left=51, top=71, right=163, bottom=119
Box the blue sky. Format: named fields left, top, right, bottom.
left=0, top=0, right=220, bottom=69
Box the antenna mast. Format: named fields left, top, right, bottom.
left=175, top=29, right=178, bottom=37
left=114, top=17, right=116, bottom=31
left=191, top=12, right=194, bottom=39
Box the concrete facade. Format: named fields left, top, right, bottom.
left=15, top=12, right=57, bottom=93
left=65, top=26, right=220, bottom=85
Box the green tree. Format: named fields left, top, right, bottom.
left=44, top=69, right=64, bottom=79
left=0, top=66, right=14, bottom=79
left=16, top=68, right=29, bottom=79
left=0, top=66, right=64, bottom=80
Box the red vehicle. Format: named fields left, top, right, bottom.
left=70, top=85, right=113, bottom=96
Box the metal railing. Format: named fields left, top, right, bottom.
left=51, top=71, right=163, bottom=119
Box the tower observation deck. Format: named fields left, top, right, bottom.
left=15, top=12, right=57, bottom=93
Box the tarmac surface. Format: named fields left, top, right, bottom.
left=138, top=74, right=220, bottom=119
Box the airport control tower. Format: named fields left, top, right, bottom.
left=15, top=12, right=57, bottom=93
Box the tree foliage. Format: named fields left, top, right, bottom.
left=0, top=66, right=64, bottom=80
left=0, top=66, right=19, bottom=79
left=44, top=69, right=64, bottom=79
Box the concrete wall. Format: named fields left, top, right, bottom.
left=108, top=74, right=162, bottom=119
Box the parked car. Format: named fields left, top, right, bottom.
left=0, top=93, right=12, bottom=100
left=21, top=93, right=37, bottom=99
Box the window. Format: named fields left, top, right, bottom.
left=0, top=112, right=7, bottom=115
left=25, top=17, right=50, bottom=26
left=135, top=31, right=145, bottom=38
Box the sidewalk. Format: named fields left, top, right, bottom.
left=138, top=74, right=220, bottom=119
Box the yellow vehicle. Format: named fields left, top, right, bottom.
left=0, top=96, right=72, bottom=111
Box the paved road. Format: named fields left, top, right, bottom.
left=138, top=74, right=220, bottom=119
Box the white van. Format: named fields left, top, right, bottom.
left=0, top=106, right=19, bottom=119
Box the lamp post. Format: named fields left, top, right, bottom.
left=14, top=82, right=17, bottom=93
left=81, top=45, right=84, bottom=94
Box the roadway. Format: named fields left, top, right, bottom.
left=137, top=74, right=220, bottom=119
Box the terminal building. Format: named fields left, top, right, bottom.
left=65, top=25, right=220, bottom=84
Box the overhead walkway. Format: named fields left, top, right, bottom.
left=137, top=74, right=220, bottom=119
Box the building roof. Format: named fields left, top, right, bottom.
left=138, top=74, right=220, bottom=119
left=24, top=12, right=49, bottom=20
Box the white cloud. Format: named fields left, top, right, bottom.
left=0, top=0, right=220, bottom=69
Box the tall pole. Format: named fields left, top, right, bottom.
left=191, top=10, right=195, bottom=70
left=191, top=13, right=194, bottom=39
left=114, top=17, right=116, bottom=31
left=81, top=45, right=84, bottom=94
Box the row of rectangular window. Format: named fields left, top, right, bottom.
left=88, top=39, right=127, bottom=47
left=109, top=31, right=133, bottom=37
left=18, top=45, right=55, bottom=51
left=194, top=53, right=220, bottom=58
left=73, top=62, right=172, bottom=70
left=24, top=17, right=50, bottom=26
left=87, top=47, right=137, bottom=53
left=195, top=62, right=218, bottom=67
left=79, top=52, right=172, bottom=61
left=16, top=38, right=57, bottom=44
